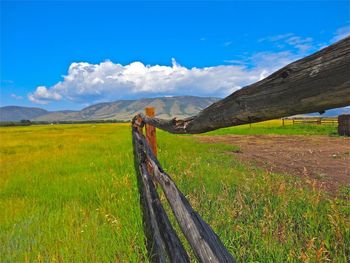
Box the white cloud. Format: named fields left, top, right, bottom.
left=331, top=24, right=350, bottom=43
left=224, top=50, right=300, bottom=69
left=28, top=54, right=297, bottom=105
left=285, top=36, right=313, bottom=52
left=250, top=51, right=300, bottom=68
left=28, top=86, right=62, bottom=104
left=10, top=94, right=23, bottom=100
left=29, top=24, right=349, bottom=105
left=258, top=33, right=294, bottom=42
left=259, top=33, right=313, bottom=53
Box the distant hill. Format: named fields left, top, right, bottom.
left=1, top=96, right=349, bottom=122
left=0, top=96, right=218, bottom=122
left=0, top=106, right=49, bottom=122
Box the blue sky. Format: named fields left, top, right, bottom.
left=1, top=0, right=349, bottom=110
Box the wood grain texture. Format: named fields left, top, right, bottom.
left=338, top=114, right=350, bottom=136
left=145, top=107, right=157, bottom=157
left=132, top=129, right=190, bottom=263
left=133, top=130, right=236, bottom=263
left=136, top=36, right=350, bottom=134
left=131, top=36, right=350, bottom=263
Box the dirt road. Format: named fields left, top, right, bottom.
left=197, top=135, right=350, bottom=193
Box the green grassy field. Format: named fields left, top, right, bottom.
left=0, top=122, right=349, bottom=262
left=204, top=119, right=338, bottom=136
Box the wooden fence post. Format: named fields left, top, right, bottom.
left=145, top=107, right=157, bottom=157
left=338, top=114, right=350, bottom=136
left=136, top=115, right=143, bottom=134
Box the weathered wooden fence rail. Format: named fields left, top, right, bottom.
left=282, top=117, right=338, bottom=125
left=132, top=36, right=350, bottom=262
left=132, top=128, right=190, bottom=262
left=132, top=122, right=235, bottom=262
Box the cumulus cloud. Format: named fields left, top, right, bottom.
left=28, top=54, right=296, bottom=104
left=28, top=86, right=62, bottom=104
left=34, top=23, right=350, bottom=106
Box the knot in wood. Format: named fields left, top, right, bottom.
left=280, top=71, right=289, bottom=79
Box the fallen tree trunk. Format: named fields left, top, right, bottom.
left=138, top=36, right=350, bottom=134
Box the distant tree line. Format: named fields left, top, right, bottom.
left=0, top=119, right=129, bottom=127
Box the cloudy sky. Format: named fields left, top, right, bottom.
left=1, top=1, right=349, bottom=110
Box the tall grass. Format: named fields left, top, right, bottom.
left=0, top=124, right=147, bottom=262
left=204, top=119, right=338, bottom=136
left=1, top=123, right=348, bottom=261
left=157, top=133, right=350, bottom=262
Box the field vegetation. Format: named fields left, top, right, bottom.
left=205, top=119, right=338, bottom=136
left=0, top=121, right=349, bottom=262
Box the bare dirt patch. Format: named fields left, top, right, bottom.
left=197, top=135, right=350, bottom=193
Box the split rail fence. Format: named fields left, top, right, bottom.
left=132, top=36, right=350, bottom=262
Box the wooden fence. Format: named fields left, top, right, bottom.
left=282, top=117, right=338, bottom=126
left=132, top=110, right=235, bottom=262
left=132, top=36, right=350, bottom=262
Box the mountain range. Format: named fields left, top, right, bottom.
left=0, top=96, right=218, bottom=122
left=1, top=96, right=349, bottom=122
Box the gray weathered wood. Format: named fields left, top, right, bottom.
left=338, top=114, right=350, bottom=136
left=133, top=130, right=235, bottom=263
left=137, top=36, right=350, bottom=134
left=132, top=35, right=350, bottom=263
left=132, top=130, right=190, bottom=263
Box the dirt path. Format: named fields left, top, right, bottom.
left=197, top=135, right=350, bottom=193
